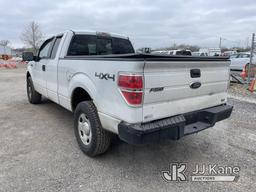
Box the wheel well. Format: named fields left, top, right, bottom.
left=71, top=87, right=92, bottom=111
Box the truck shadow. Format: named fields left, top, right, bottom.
left=40, top=99, right=221, bottom=171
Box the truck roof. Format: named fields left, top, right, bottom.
left=70, top=30, right=129, bottom=40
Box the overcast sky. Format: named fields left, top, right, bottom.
left=0, top=0, right=256, bottom=49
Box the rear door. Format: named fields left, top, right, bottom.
left=142, top=59, right=230, bottom=122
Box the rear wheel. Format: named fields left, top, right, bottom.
left=74, top=101, right=112, bottom=157
left=27, top=76, right=41, bottom=104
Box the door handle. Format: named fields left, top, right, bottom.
left=190, top=69, right=201, bottom=78
left=42, top=65, right=46, bottom=71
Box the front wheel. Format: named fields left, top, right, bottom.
left=27, top=76, right=42, bottom=104
left=74, top=101, right=112, bottom=157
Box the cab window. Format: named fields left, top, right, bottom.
left=39, top=38, right=54, bottom=59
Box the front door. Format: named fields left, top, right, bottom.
left=46, top=35, right=63, bottom=103
left=34, top=38, right=54, bottom=96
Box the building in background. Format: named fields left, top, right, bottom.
left=11, top=48, right=26, bottom=57
left=0, top=45, right=12, bottom=56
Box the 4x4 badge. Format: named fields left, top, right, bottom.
left=95, top=72, right=115, bottom=81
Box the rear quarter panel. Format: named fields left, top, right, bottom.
left=57, top=59, right=144, bottom=124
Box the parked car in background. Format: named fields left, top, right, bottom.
left=229, top=52, right=256, bottom=83
left=11, top=56, right=22, bottom=62
left=230, top=52, right=254, bottom=71
left=223, top=50, right=237, bottom=56
left=192, top=52, right=209, bottom=56
left=151, top=49, right=192, bottom=56
left=199, top=48, right=221, bottom=56
left=192, top=52, right=200, bottom=56
left=137, top=47, right=151, bottom=53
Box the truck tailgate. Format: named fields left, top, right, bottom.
left=143, top=60, right=230, bottom=122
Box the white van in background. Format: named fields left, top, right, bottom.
left=151, top=49, right=192, bottom=56
left=199, top=48, right=221, bottom=56
left=223, top=50, right=237, bottom=56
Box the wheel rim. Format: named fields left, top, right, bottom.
left=78, top=113, right=92, bottom=145
left=27, top=80, right=32, bottom=100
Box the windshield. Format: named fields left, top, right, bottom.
left=230, top=54, right=238, bottom=58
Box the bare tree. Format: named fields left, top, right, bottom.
left=20, top=21, right=43, bottom=54
left=0, top=40, right=10, bottom=47
left=0, top=40, right=11, bottom=55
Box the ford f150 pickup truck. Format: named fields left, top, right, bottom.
left=24, top=30, right=233, bottom=156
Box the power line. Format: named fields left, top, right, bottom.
left=220, top=37, right=249, bottom=48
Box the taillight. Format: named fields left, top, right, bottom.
left=118, top=75, right=143, bottom=89
left=118, top=74, right=143, bottom=106
left=121, top=91, right=143, bottom=105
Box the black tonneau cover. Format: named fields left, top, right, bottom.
left=64, top=53, right=229, bottom=62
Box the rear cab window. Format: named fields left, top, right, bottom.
left=97, top=38, right=112, bottom=55
left=112, top=37, right=134, bottom=54
left=67, top=34, right=134, bottom=56
left=68, top=35, right=97, bottom=56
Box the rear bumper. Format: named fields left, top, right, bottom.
left=118, top=104, right=233, bottom=144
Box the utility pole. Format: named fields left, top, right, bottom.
left=219, top=37, right=222, bottom=49
left=247, top=33, right=255, bottom=84
left=246, top=37, right=249, bottom=48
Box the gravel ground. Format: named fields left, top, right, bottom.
left=0, top=66, right=255, bottom=192
left=229, top=83, right=256, bottom=104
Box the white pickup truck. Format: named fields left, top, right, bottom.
left=24, top=30, right=233, bottom=156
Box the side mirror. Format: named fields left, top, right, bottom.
left=22, top=52, right=34, bottom=61
left=33, top=56, right=41, bottom=62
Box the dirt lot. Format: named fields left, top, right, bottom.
left=0, top=66, right=256, bottom=192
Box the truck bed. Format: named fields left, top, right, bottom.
left=62, top=53, right=230, bottom=123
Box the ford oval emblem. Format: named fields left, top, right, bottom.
left=190, top=82, right=201, bottom=89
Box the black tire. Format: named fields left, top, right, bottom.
left=27, top=76, right=42, bottom=104
left=74, top=101, right=112, bottom=157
